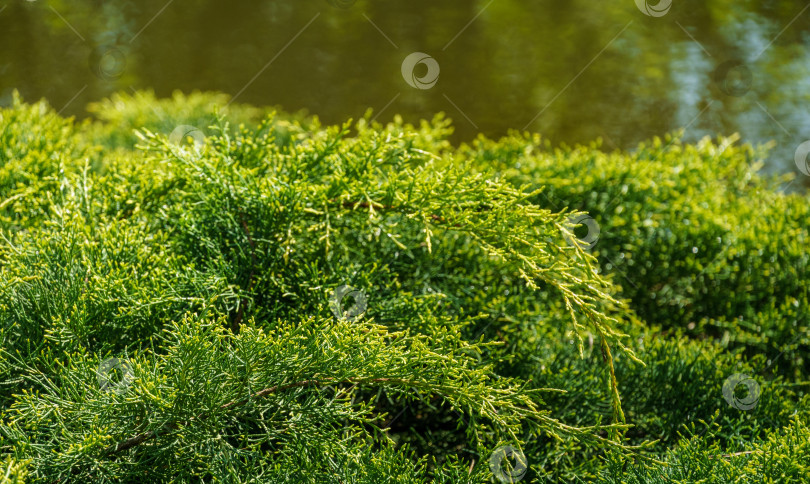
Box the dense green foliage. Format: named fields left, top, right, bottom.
left=0, top=91, right=807, bottom=483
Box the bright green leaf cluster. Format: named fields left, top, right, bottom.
left=0, top=91, right=807, bottom=483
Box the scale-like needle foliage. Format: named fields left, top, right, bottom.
left=0, top=91, right=807, bottom=483
left=0, top=92, right=643, bottom=482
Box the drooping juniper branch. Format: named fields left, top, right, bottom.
left=103, top=376, right=435, bottom=455
left=329, top=198, right=494, bottom=227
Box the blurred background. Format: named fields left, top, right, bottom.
left=2, top=0, right=810, bottom=180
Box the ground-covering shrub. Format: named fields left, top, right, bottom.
left=460, top=133, right=809, bottom=375
left=86, top=90, right=315, bottom=151
left=596, top=416, right=810, bottom=483
left=0, top=91, right=807, bottom=483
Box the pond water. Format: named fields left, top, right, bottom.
left=2, top=0, right=810, bottom=183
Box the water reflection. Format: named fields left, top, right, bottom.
left=1, top=0, right=810, bottom=183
